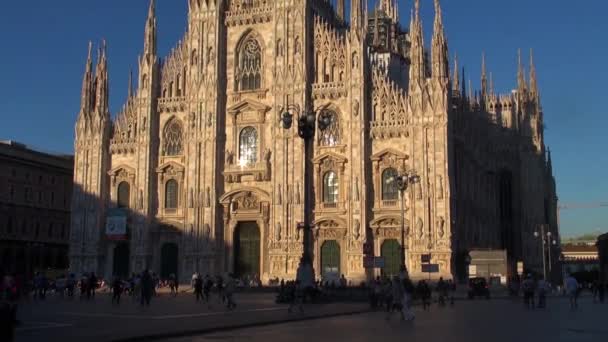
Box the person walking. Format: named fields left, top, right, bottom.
left=386, top=277, right=405, bottom=321
left=436, top=277, right=448, bottom=307
left=216, top=275, right=225, bottom=304
left=565, top=274, right=579, bottom=310
left=140, top=270, right=153, bottom=307
left=537, top=277, right=548, bottom=309
left=522, top=275, right=535, bottom=309
left=287, top=280, right=304, bottom=314
left=169, top=273, right=178, bottom=297
left=402, top=276, right=416, bottom=321
left=203, top=275, right=213, bottom=304
left=111, top=277, right=123, bottom=305
left=224, top=275, right=237, bottom=310
left=194, top=275, right=203, bottom=302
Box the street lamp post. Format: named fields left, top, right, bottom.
left=391, top=171, right=420, bottom=273
left=534, top=224, right=556, bottom=281
left=281, top=105, right=332, bottom=275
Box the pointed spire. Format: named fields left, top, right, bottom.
left=144, top=0, right=157, bottom=58
left=481, top=51, right=488, bottom=99
left=432, top=0, right=449, bottom=81
left=547, top=147, right=553, bottom=174
left=468, top=78, right=473, bottom=105
left=337, top=0, right=345, bottom=22
left=128, top=69, right=134, bottom=99
left=461, top=66, right=466, bottom=99
left=409, top=0, right=426, bottom=89
left=350, top=0, right=363, bottom=30
left=94, top=39, right=109, bottom=117
left=452, top=54, right=460, bottom=92
left=517, top=48, right=526, bottom=94
left=372, top=10, right=380, bottom=46
left=529, top=48, right=539, bottom=98
left=79, top=42, right=94, bottom=115
left=489, top=72, right=495, bottom=97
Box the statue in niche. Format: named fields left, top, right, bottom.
left=416, top=182, right=423, bottom=200
left=353, top=219, right=361, bottom=240
left=353, top=100, right=359, bottom=117
left=416, top=218, right=424, bottom=239
left=295, top=225, right=301, bottom=241
left=226, top=150, right=234, bottom=165
left=207, top=112, right=213, bottom=127
left=204, top=224, right=211, bottom=242
left=277, top=184, right=282, bottom=205
left=264, top=149, right=272, bottom=163
left=437, top=216, right=446, bottom=238
left=437, top=176, right=444, bottom=199
left=275, top=222, right=282, bottom=241
left=205, top=187, right=211, bottom=208
left=189, top=112, right=196, bottom=129
left=353, top=177, right=360, bottom=202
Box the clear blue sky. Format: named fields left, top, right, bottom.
left=0, top=0, right=606, bottom=238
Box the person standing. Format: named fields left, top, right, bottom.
left=89, top=272, right=97, bottom=299
left=140, top=270, right=153, bottom=307
left=194, top=275, right=203, bottom=302
left=565, top=274, right=579, bottom=310
left=522, top=275, right=535, bottom=309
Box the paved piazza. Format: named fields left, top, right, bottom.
left=171, top=298, right=608, bottom=342
left=13, top=291, right=608, bottom=342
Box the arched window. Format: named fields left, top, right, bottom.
left=165, top=179, right=179, bottom=209
left=239, top=126, right=258, bottom=166
left=319, top=110, right=340, bottom=146
left=163, top=118, right=183, bottom=156
left=237, top=37, right=262, bottom=91
left=382, top=168, right=399, bottom=200
left=117, top=181, right=130, bottom=208
left=323, top=171, right=339, bottom=203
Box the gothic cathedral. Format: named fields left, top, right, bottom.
left=70, top=0, right=558, bottom=283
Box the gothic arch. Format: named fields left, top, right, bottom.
left=162, top=116, right=184, bottom=156
left=235, top=30, right=265, bottom=91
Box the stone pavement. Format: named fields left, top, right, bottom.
left=169, top=297, right=608, bottom=342
left=14, top=292, right=367, bottom=342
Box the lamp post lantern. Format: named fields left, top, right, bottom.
left=280, top=105, right=331, bottom=275
left=389, top=171, right=420, bottom=273
left=534, top=224, right=555, bottom=281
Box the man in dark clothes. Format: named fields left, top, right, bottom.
left=0, top=300, right=17, bottom=342
left=140, top=270, right=153, bottom=306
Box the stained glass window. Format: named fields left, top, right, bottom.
left=237, top=37, right=262, bottom=91
left=323, top=171, right=339, bottom=203
left=239, top=127, right=258, bottom=166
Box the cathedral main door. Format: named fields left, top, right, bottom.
left=113, top=243, right=130, bottom=278
left=234, top=222, right=260, bottom=278
left=381, top=239, right=401, bottom=277
left=321, top=240, right=340, bottom=280
left=160, top=243, right=178, bottom=280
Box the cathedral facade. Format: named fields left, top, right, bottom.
left=70, top=0, right=559, bottom=283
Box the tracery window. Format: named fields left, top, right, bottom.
left=117, top=181, right=130, bottom=209
left=236, top=37, right=262, bottom=91
left=163, top=118, right=183, bottom=156
left=239, top=126, right=258, bottom=166
left=165, top=179, right=179, bottom=209
left=318, top=110, right=340, bottom=147
left=382, top=168, right=399, bottom=200
left=323, top=171, right=339, bottom=204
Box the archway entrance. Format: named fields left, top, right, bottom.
left=113, top=243, right=130, bottom=278
left=161, top=243, right=179, bottom=280
left=381, top=239, right=401, bottom=277
left=321, top=240, right=340, bottom=280
left=234, top=222, right=261, bottom=278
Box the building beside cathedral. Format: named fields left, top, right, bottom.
left=70, top=0, right=559, bottom=283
